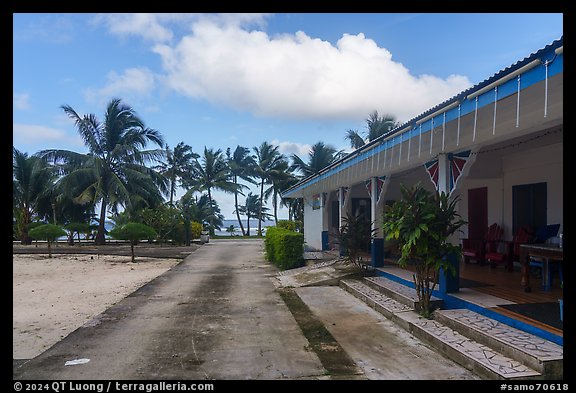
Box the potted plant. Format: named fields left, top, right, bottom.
left=383, top=183, right=466, bottom=318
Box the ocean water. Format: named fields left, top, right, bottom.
left=57, top=219, right=276, bottom=240
left=214, top=219, right=276, bottom=236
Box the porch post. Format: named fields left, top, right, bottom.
left=321, top=192, right=329, bottom=251
left=338, top=187, right=345, bottom=256
left=338, top=187, right=344, bottom=229
left=370, top=177, right=384, bottom=267
left=437, top=153, right=450, bottom=195
left=438, top=153, right=459, bottom=293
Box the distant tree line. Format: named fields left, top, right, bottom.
left=13, top=98, right=397, bottom=244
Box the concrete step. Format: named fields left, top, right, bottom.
left=339, top=279, right=415, bottom=330
left=339, top=277, right=545, bottom=379
left=406, top=314, right=543, bottom=380
left=363, top=276, right=443, bottom=311
left=434, top=309, right=563, bottom=379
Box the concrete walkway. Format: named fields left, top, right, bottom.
left=13, top=239, right=324, bottom=380
left=295, top=286, right=480, bottom=380
left=14, top=239, right=480, bottom=380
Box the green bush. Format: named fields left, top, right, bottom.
left=28, top=224, right=67, bottom=258
left=109, top=222, right=157, bottom=262
left=277, top=220, right=296, bottom=231
left=190, top=221, right=203, bottom=240
left=265, top=226, right=304, bottom=270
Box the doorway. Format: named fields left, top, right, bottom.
left=512, top=182, right=547, bottom=234
left=468, top=187, right=488, bottom=240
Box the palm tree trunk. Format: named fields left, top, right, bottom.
left=95, top=199, right=107, bottom=245
left=169, top=179, right=175, bottom=206
left=207, top=188, right=215, bottom=236
left=52, top=202, right=57, bottom=225
left=234, top=176, right=246, bottom=236
left=258, top=179, right=265, bottom=236
left=273, top=189, right=278, bottom=226
left=246, top=214, right=250, bottom=236
left=48, top=241, right=52, bottom=258
left=20, top=208, right=32, bottom=245
left=130, top=242, right=135, bottom=263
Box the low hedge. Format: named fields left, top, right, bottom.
left=265, top=226, right=304, bottom=270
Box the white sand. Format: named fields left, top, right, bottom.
left=13, top=253, right=180, bottom=359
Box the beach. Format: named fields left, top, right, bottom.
left=13, top=252, right=181, bottom=359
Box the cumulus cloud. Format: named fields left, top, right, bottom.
left=151, top=20, right=472, bottom=122
left=13, top=123, right=67, bottom=144
left=84, top=67, right=156, bottom=106
left=13, top=93, right=30, bottom=110
left=271, top=139, right=312, bottom=158
left=94, top=14, right=471, bottom=123
left=92, top=13, right=269, bottom=43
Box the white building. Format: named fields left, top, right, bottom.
left=283, top=37, right=563, bottom=282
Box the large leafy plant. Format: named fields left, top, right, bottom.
left=383, top=184, right=466, bottom=317
left=334, top=214, right=376, bottom=269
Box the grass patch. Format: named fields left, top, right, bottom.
left=277, top=287, right=363, bottom=378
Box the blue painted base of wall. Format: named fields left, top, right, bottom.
left=371, top=238, right=384, bottom=268
left=321, top=231, right=329, bottom=251
left=439, top=253, right=459, bottom=294
left=375, top=269, right=563, bottom=346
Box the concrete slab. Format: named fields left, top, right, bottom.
left=295, top=286, right=480, bottom=380
left=274, top=260, right=361, bottom=288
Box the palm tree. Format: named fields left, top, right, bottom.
left=13, top=148, right=55, bottom=244
left=253, top=142, right=286, bottom=236
left=236, top=192, right=271, bottom=236
left=226, top=146, right=256, bottom=236
left=345, top=110, right=400, bottom=149
left=290, top=141, right=343, bottom=177
left=156, top=142, right=198, bottom=206
left=190, top=147, right=238, bottom=235
left=178, top=191, right=224, bottom=236
left=226, top=224, right=238, bottom=236
left=38, top=98, right=167, bottom=245
left=264, top=159, right=296, bottom=225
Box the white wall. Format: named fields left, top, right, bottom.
left=303, top=196, right=324, bottom=251
left=502, top=142, right=563, bottom=235
left=458, top=141, right=563, bottom=240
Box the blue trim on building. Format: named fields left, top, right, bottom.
left=375, top=269, right=563, bottom=346
left=283, top=37, right=563, bottom=198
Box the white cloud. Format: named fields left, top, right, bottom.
left=13, top=93, right=30, bottom=110
left=94, top=14, right=472, bottom=123
left=151, top=21, right=472, bottom=122
left=84, top=67, right=156, bottom=106
left=93, top=13, right=179, bottom=43
left=271, top=139, right=312, bottom=158
left=92, top=13, right=269, bottom=43
left=13, top=123, right=66, bottom=144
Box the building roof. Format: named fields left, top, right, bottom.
left=282, top=36, right=563, bottom=198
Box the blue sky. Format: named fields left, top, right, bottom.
left=13, top=13, right=563, bottom=219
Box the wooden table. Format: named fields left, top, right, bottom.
left=520, top=244, right=563, bottom=292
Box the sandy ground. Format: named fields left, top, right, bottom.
left=13, top=253, right=181, bottom=359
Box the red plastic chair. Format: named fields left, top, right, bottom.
left=486, top=225, right=534, bottom=271
left=462, top=223, right=503, bottom=265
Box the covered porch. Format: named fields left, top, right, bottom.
left=378, top=256, right=563, bottom=341
left=282, top=38, right=563, bottom=344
